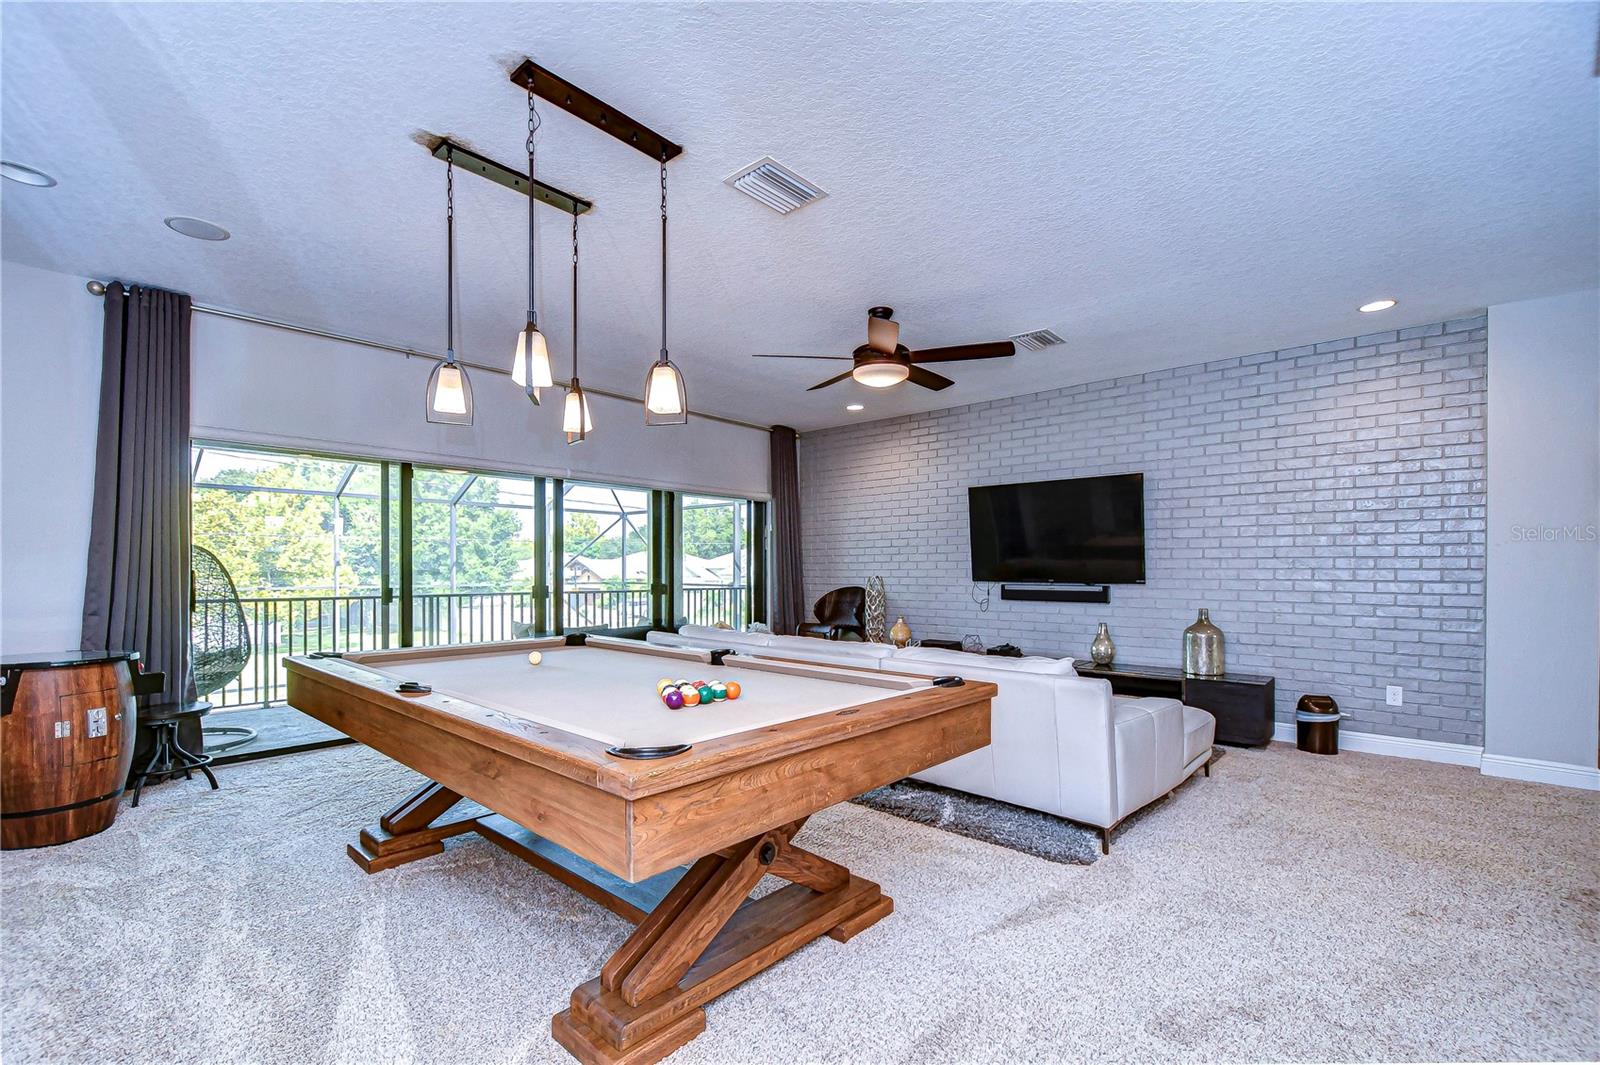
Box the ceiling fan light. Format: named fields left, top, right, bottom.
left=512, top=323, right=553, bottom=389
left=426, top=359, right=474, bottom=424
left=852, top=361, right=910, bottom=388
left=644, top=358, right=688, bottom=424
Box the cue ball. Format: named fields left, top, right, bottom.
left=526, top=651, right=543, bottom=666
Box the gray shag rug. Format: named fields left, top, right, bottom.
left=851, top=779, right=1103, bottom=865
left=852, top=750, right=1226, bottom=866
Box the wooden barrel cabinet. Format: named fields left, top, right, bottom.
left=1, top=651, right=139, bottom=849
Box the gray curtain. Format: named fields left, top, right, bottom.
left=81, top=282, right=194, bottom=700
left=769, top=425, right=805, bottom=635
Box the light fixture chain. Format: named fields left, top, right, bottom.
left=445, top=148, right=455, bottom=358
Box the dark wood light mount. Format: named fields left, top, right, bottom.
left=426, top=137, right=593, bottom=215
left=509, top=58, right=683, bottom=162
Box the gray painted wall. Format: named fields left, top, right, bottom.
left=1485, top=289, right=1599, bottom=768
left=800, top=317, right=1487, bottom=745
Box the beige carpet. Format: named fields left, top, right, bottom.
left=2, top=741, right=1596, bottom=1064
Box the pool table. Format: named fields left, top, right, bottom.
left=286, top=635, right=994, bottom=1065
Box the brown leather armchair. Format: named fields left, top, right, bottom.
left=796, top=586, right=867, bottom=640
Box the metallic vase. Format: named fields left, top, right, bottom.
left=1089, top=622, right=1116, bottom=666
left=864, top=576, right=888, bottom=643
left=1182, top=608, right=1225, bottom=677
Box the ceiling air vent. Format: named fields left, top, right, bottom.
left=1009, top=328, right=1066, bottom=351
left=724, top=157, right=827, bottom=215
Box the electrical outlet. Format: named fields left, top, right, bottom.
left=1385, top=685, right=1403, bottom=707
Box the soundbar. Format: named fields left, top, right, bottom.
left=1000, top=584, right=1111, bottom=604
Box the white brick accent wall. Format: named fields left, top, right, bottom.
left=799, top=317, right=1487, bottom=745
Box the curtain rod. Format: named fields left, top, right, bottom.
left=86, top=280, right=772, bottom=434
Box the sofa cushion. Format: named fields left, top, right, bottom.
left=1112, top=696, right=1186, bottom=822
left=645, top=631, right=698, bottom=649
left=764, top=635, right=896, bottom=661
left=1183, top=705, right=1216, bottom=767
left=891, top=646, right=1076, bottom=675
left=678, top=624, right=772, bottom=648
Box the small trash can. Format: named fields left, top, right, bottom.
left=1295, top=694, right=1344, bottom=755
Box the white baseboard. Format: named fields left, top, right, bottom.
left=1271, top=722, right=1483, bottom=767
left=1271, top=722, right=1600, bottom=789
left=1480, top=753, right=1600, bottom=791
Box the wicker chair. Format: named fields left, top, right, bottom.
left=191, top=545, right=256, bottom=753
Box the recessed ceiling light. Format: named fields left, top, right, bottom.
left=1, top=161, right=57, bottom=187
left=1359, top=298, right=1397, bottom=313
left=164, top=216, right=230, bottom=241
left=846, top=403, right=865, bottom=412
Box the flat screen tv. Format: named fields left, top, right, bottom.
left=968, top=473, right=1145, bottom=584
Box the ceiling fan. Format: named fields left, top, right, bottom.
left=754, top=307, right=1016, bottom=391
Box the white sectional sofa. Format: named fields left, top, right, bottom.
left=646, top=625, right=1216, bottom=852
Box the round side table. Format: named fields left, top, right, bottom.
left=130, top=700, right=219, bottom=807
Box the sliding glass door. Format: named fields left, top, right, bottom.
left=409, top=467, right=541, bottom=645
left=559, top=481, right=653, bottom=632
left=193, top=442, right=763, bottom=709
left=678, top=495, right=754, bottom=628
left=192, top=445, right=395, bottom=707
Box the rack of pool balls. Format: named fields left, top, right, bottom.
left=657, top=677, right=742, bottom=709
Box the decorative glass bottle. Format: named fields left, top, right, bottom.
left=889, top=615, right=913, bottom=649
left=1182, top=609, right=1225, bottom=677
left=1089, top=622, right=1116, bottom=666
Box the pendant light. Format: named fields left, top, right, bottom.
left=510, top=89, right=553, bottom=401
left=643, top=155, right=688, bottom=424
left=563, top=209, right=593, bottom=443
left=426, top=148, right=474, bottom=425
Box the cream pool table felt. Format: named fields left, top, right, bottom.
left=325, top=635, right=932, bottom=751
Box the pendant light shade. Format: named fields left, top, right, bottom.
left=644, top=356, right=687, bottom=424
left=644, top=158, right=688, bottom=425
left=426, top=359, right=474, bottom=423
left=563, top=381, right=594, bottom=442
left=565, top=208, right=590, bottom=444
left=512, top=324, right=553, bottom=390
left=426, top=148, right=475, bottom=426
left=510, top=90, right=551, bottom=403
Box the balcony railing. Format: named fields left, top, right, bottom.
left=198, top=584, right=748, bottom=709
left=682, top=585, right=749, bottom=629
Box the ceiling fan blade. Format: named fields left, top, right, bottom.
left=807, top=369, right=857, bottom=391
left=866, top=314, right=899, bottom=355
left=753, top=353, right=853, bottom=361
left=909, top=341, right=1016, bottom=363
left=907, top=366, right=955, bottom=391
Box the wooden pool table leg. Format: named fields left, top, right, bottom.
left=347, top=780, right=480, bottom=873
left=553, top=822, right=892, bottom=1065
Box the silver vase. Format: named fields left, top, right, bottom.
left=1182, top=608, right=1225, bottom=677
left=864, top=576, right=888, bottom=643
left=1089, top=622, right=1115, bottom=666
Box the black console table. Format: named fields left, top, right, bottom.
left=1073, top=661, right=1276, bottom=746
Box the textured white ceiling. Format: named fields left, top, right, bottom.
left=2, top=2, right=1595, bottom=431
